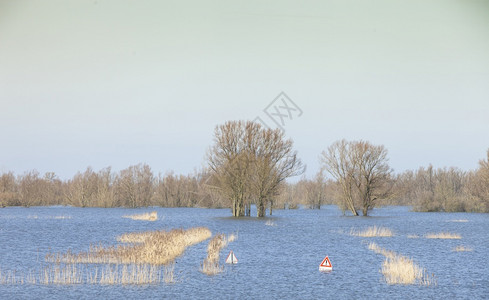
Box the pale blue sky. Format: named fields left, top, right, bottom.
left=1, top=0, right=488, bottom=179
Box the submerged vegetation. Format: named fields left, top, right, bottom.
left=425, top=232, right=462, bottom=239
left=368, top=242, right=436, bottom=286
left=452, top=245, right=473, bottom=252
left=1, top=227, right=212, bottom=285
left=201, top=233, right=236, bottom=275
left=123, top=211, right=158, bottom=221
left=47, top=227, right=211, bottom=265
left=350, top=226, right=394, bottom=237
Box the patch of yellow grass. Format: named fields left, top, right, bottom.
left=351, top=226, right=393, bottom=237
left=48, top=227, right=211, bottom=265
left=1, top=263, right=170, bottom=285
left=265, top=220, right=276, bottom=226
left=367, top=242, right=436, bottom=286
left=425, top=232, right=461, bottom=239
left=201, top=233, right=236, bottom=275
left=123, top=211, right=157, bottom=221
left=382, top=254, right=423, bottom=285
left=452, top=245, right=473, bottom=252
left=367, top=242, right=396, bottom=258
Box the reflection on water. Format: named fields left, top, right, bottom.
left=0, top=206, right=488, bottom=299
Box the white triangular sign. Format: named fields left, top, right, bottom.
left=225, top=250, right=238, bottom=264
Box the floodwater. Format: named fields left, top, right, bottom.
left=0, top=206, right=488, bottom=299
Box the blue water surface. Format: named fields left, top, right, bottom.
left=0, top=206, right=488, bottom=299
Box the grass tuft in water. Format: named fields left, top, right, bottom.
left=425, top=232, right=461, bottom=239
left=201, top=233, right=236, bottom=275
left=351, top=226, right=393, bottom=237
left=122, top=211, right=158, bottom=221
left=368, top=242, right=436, bottom=286
left=452, top=245, right=473, bottom=252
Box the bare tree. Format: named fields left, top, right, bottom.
left=320, top=140, right=358, bottom=215
left=207, top=120, right=304, bottom=217
left=321, top=140, right=392, bottom=216
left=251, top=128, right=305, bottom=217
left=0, top=172, right=18, bottom=207
left=114, top=164, right=154, bottom=208
left=304, top=172, right=326, bottom=209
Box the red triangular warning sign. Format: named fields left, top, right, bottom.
left=319, top=256, right=332, bottom=271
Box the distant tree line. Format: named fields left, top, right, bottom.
left=1, top=120, right=488, bottom=214
left=0, top=165, right=227, bottom=208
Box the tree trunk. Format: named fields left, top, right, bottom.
left=362, top=207, right=368, bottom=216
left=257, top=199, right=266, bottom=217
left=269, top=200, right=273, bottom=215
left=232, top=198, right=237, bottom=217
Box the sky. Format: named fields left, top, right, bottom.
left=1, top=0, right=489, bottom=180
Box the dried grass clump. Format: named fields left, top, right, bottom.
left=0, top=268, right=21, bottom=284
left=351, top=226, right=393, bottom=237
left=41, top=264, right=83, bottom=285
left=97, top=264, right=161, bottom=285
left=1, top=263, right=171, bottom=285
left=367, top=242, right=395, bottom=258
left=48, top=227, right=211, bottom=265
left=425, top=232, right=461, bottom=239
left=123, top=211, right=158, bottom=221
left=27, top=215, right=72, bottom=220
left=368, top=242, right=436, bottom=286
left=201, top=233, right=236, bottom=275
left=265, top=220, right=276, bottom=226
left=452, top=245, right=473, bottom=252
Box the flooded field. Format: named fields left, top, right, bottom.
left=0, top=206, right=487, bottom=299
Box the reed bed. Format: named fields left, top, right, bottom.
left=351, top=226, right=393, bottom=237
left=48, top=227, right=211, bottom=265
left=0, top=263, right=172, bottom=285
left=122, top=211, right=158, bottom=221
left=407, top=234, right=419, bottom=239
left=452, top=245, right=473, bottom=252
left=425, top=232, right=461, bottom=239
left=201, top=233, right=236, bottom=275
left=367, top=242, right=436, bottom=286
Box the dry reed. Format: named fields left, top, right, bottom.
left=201, top=233, right=236, bottom=275
left=48, top=227, right=211, bottom=265
left=0, top=263, right=171, bottom=285
left=351, top=226, right=393, bottom=237
left=425, top=232, right=461, bottom=239
left=122, top=211, right=158, bottom=221
left=368, top=242, right=436, bottom=286
left=452, top=245, right=473, bottom=252
left=407, top=234, right=419, bottom=239
left=265, top=220, right=276, bottom=226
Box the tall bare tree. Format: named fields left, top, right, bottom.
left=252, top=128, right=305, bottom=217
left=207, top=120, right=304, bottom=217
left=320, top=140, right=358, bottom=215
left=321, top=140, right=392, bottom=216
